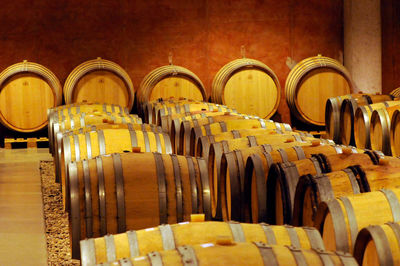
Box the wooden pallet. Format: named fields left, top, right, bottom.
left=4, top=137, right=49, bottom=149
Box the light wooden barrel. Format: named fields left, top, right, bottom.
left=49, top=103, right=131, bottom=154
left=286, top=55, right=354, bottom=126
left=52, top=112, right=142, bottom=156
left=340, top=94, right=395, bottom=145
left=325, top=94, right=367, bottom=143
left=211, top=58, right=281, bottom=119
left=68, top=152, right=210, bottom=259
left=293, top=157, right=400, bottom=228
left=142, top=98, right=196, bottom=124
left=104, top=242, right=357, bottom=266
left=370, top=105, right=400, bottom=155
left=196, top=128, right=299, bottom=163
left=244, top=144, right=364, bottom=223
left=54, top=123, right=162, bottom=183
left=80, top=221, right=325, bottom=265
left=61, top=129, right=172, bottom=210
left=0, top=60, right=62, bottom=132
left=180, top=115, right=274, bottom=156
left=354, top=222, right=400, bottom=266
left=354, top=101, right=400, bottom=149
left=188, top=119, right=291, bottom=157
left=209, top=136, right=333, bottom=221
left=63, top=58, right=135, bottom=110
left=314, top=188, right=400, bottom=253
left=389, top=109, right=400, bottom=157
left=137, top=65, right=207, bottom=110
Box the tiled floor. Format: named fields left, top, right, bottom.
left=0, top=148, right=51, bottom=265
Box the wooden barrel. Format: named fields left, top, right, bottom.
left=325, top=94, right=367, bottom=143
left=390, top=87, right=400, bottom=98
left=79, top=221, right=325, bottom=264
left=286, top=55, right=354, bottom=126
left=389, top=109, right=400, bottom=157
left=104, top=242, right=357, bottom=266
left=63, top=58, right=135, bottom=110
left=52, top=112, right=142, bottom=156
left=0, top=60, right=62, bottom=132
left=188, top=119, right=291, bottom=156
left=137, top=65, right=207, bottom=110
left=354, top=101, right=400, bottom=149
left=314, top=188, right=400, bottom=253
left=370, top=105, right=400, bottom=155
left=354, top=222, right=400, bottom=265
left=68, top=152, right=210, bottom=259
left=54, top=123, right=162, bottom=183
left=143, top=98, right=197, bottom=124
left=211, top=58, right=280, bottom=119
left=244, top=144, right=364, bottom=223
left=340, top=94, right=395, bottom=145
left=293, top=158, right=400, bottom=228
left=209, top=136, right=331, bottom=221
left=155, top=102, right=235, bottom=126
left=49, top=103, right=131, bottom=155
left=61, top=129, right=172, bottom=210
left=196, top=128, right=300, bottom=163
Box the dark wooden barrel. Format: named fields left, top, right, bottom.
left=68, top=152, right=210, bottom=259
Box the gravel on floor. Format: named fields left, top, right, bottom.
left=40, top=160, right=80, bottom=266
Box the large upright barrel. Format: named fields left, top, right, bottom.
left=286, top=55, right=354, bottom=126
left=0, top=60, right=62, bottom=132
left=63, top=58, right=135, bottom=110
left=211, top=58, right=280, bottom=119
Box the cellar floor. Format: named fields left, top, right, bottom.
left=0, top=148, right=51, bottom=265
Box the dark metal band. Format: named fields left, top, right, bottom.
left=97, top=130, right=106, bottom=155
left=193, top=119, right=199, bottom=128
left=303, top=226, right=325, bottom=250
left=197, top=158, right=211, bottom=220
left=250, top=154, right=268, bottom=222
left=259, top=119, right=266, bottom=128
left=177, top=245, right=198, bottom=266
left=96, top=156, right=107, bottom=235
left=80, top=113, right=86, bottom=127
left=73, top=134, right=80, bottom=161
left=262, top=144, right=273, bottom=153
left=170, top=154, right=183, bottom=222
left=288, top=246, right=307, bottom=266
left=159, top=224, right=176, bottom=250
left=387, top=222, right=400, bottom=246
left=228, top=221, right=246, bottom=242
left=154, top=153, right=168, bottom=224
left=207, top=117, right=214, bottom=124
left=176, top=104, right=181, bottom=114
left=102, top=104, right=107, bottom=113
left=219, top=121, right=227, bottom=132
left=85, top=132, right=92, bottom=159
left=277, top=149, right=289, bottom=162
left=285, top=225, right=301, bottom=248
left=316, top=250, right=334, bottom=266
left=366, top=225, right=394, bottom=266
left=310, top=157, right=323, bottom=175
left=69, top=162, right=81, bottom=259
left=234, top=150, right=245, bottom=196
left=186, top=156, right=198, bottom=214
left=80, top=239, right=96, bottom=266
left=154, top=132, right=162, bottom=153
left=342, top=168, right=361, bottom=194
left=184, top=104, right=190, bottom=113
left=126, top=230, right=139, bottom=257
left=129, top=129, right=138, bottom=148
left=247, top=135, right=258, bottom=147
left=339, top=196, right=358, bottom=249
left=231, top=130, right=240, bottom=138
left=325, top=200, right=350, bottom=252
left=70, top=116, right=75, bottom=129
left=262, top=152, right=274, bottom=168
left=314, top=174, right=335, bottom=202
left=143, top=131, right=151, bottom=152
left=111, top=104, right=116, bottom=113
left=274, top=122, right=283, bottom=134
left=204, top=124, right=212, bottom=136
left=82, top=160, right=93, bottom=237
left=254, top=242, right=278, bottom=266
left=221, top=141, right=229, bottom=153
left=260, top=223, right=276, bottom=244
left=112, top=153, right=126, bottom=233
left=381, top=189, right=400, bottom=222
left=163, top=133, right=173, bottom=154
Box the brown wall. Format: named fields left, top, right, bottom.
left=382, top=0, right=400, bottom=94
left=0, top=0, right=343, bottom=127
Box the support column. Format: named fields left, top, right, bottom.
left=344, top=0, right=382, bottom=93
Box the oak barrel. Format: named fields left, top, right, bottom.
left=0, top=60, right=62, bottom=132
left=64, top=58, right=134, bottom=110
left=314, top=188, right=400, bottom=253
left=286, top=55, right=354, bottom=126
left=211, top=58, right=281, bottom=119
left=80, top=221, right=325, bottom=264
left=389, top=109, right=400, bottom=157
left=68, top=152, right=210, bottom=259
